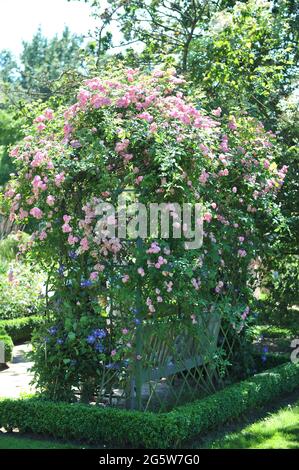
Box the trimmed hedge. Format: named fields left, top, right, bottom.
left=0, top=362, right=298, bottom=448
left=0, top=316, right=44, bottom=344
left=0, top=334, right=14, bottom=363
left=0, top=326, right=6, bottom=335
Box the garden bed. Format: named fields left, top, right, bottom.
left=0, top=362, right=298, bottom=448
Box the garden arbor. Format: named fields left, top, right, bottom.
left=3, top=68, right=286, bottom=410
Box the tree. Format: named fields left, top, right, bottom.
left=0, top=50, right=18, bottom=84
left=70, top=0, right=240, bottom=71
left=189, top=0, right=298, bottom=124
left=19, top=27, right=84, bottom=99
left=0, top=28, right=84, bottom=185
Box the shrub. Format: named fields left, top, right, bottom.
left=0, top=232, right=30, bottom=262
left=0, top=362, right=298, bottom=448
left=0, top=262, right=45, bottom=320
left=252, top=352, right=290, bottom=372
left=0, top=326, right=6, bottom=335
left=262, top=255, right=299, bottom=325
left=0, top=316, right=44, bottom=344
left=0, top=334, right=14, bottom=363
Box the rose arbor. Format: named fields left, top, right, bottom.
left=4, top=68, right=286, bottom=410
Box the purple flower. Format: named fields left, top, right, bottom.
left=93, top=329, right=107, bottom=339
left=131, top=308, right=139, bottom=315
left=58, top=265, right=65, bottom=275
left=68, top=251, right=77, bottom=260
left=105, top=363, right=120, bottom=370
left=48, top=326, right=58, bottom=336
left=70, top=140, right=82, bottom=149
left=95, top=343, right=105, bottom=353
left=87, top=335, right=96, bottom=345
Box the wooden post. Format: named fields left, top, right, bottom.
left=134, top=236, right=143, bottom=410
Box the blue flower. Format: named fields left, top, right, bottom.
left=262, top=346, right=269, bottom=353
left=69, top=251, right=78, bottom=260
left=261, top=354, right=267, bottom=362
left=48, top=326, right=58, bottom=336
left=56, top=338, right=64, bottom=345
left=134, top=318, right=141, bottom=325
left=105, top=362, right=120, bottom=370
left=58, top=265, right=65, bottom=275
left=87, top=335, right=96, bottom=345
left=81, top=280, right=93, bottom=288
left=93, top=329, right=107, bottom=339
left=95, top=343, right=105, bottom=353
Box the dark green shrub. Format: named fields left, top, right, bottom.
left=0, top=326, right=6, bottom=335
left=261, top=255, right=299, bottom=325
left=252, top=352, right=290, bottom=372
left=0, top=316, right=44, bottom=344
left=0, top=334, right=13, bottom=363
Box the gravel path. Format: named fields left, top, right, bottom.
left=0, top=343, right=35, bottom=398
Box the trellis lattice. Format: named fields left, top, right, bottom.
left=85, top=189, right=239, bottom=412
left=91, top=305, right=236, bottom=412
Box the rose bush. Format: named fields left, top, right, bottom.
left=2, top=67, right=287, bottom=401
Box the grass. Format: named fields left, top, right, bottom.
left=0, top=433, right=84, bottom=449
left=199, top=400, right=299, bottom=449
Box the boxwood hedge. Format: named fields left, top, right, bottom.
left=0, top=362, right=298, bottom=448
left=0, top=316, right=44, bottom=344
left=0, top=334, right=13, bottom=363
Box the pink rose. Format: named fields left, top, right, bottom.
left=212, top=107, right=222, bottom=117
left=80, top=237, right=89, bottom=252
left=90, top=272, right=99, bottom=281
left=46, top=195, right=55, bottom=206
left=30, top=207, right=43, bottom=219
left=55, top=172, right=65, bottom=187
left=203, top=212, right=212, bottom=223
left=122, top=274, right=130, bottom=283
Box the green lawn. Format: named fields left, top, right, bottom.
left=0, top=433, right=83, bottom=449
left=200, top=401, right=299, bottom=449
